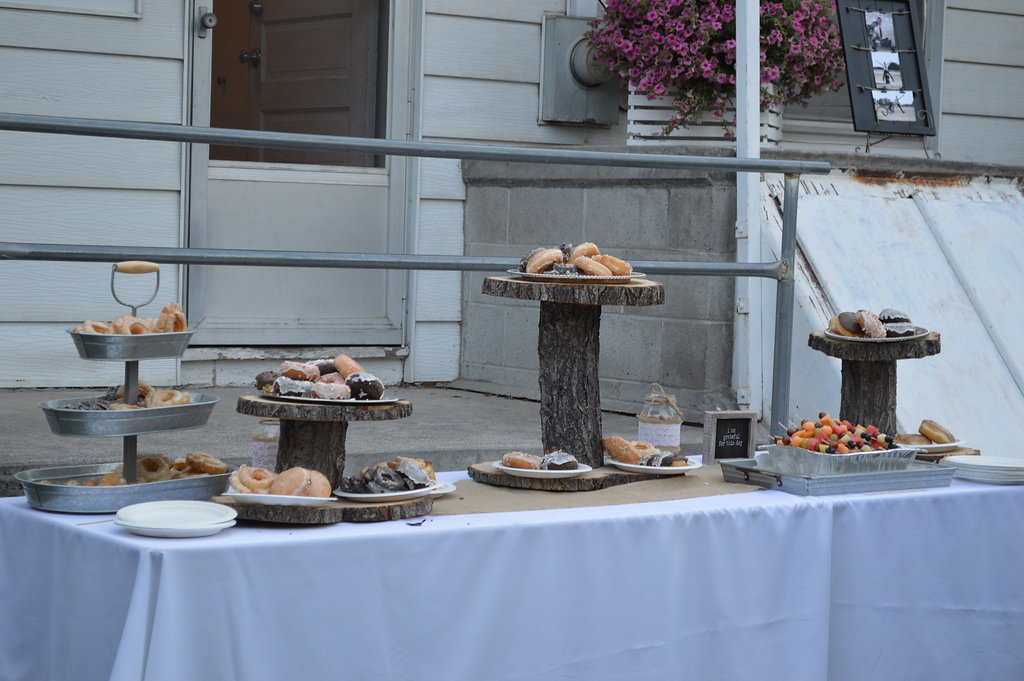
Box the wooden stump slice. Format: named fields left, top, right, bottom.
left=212, top=495, right=433, bottom=524
left=468, top=462, right=652, bottom=492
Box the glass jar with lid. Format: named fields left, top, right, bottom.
left=636, top=383, right=683, bottom=453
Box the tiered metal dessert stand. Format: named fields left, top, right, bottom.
left=16, top=262, right=225, bottom=513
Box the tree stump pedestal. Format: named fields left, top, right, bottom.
left=236, top=395, right=412, bottom=490
left=807, top=330, right=941, bottom=435
left=482, top=276, right=664, bottom=468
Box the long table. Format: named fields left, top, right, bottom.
left=1, top=473, right=1022, bottom=681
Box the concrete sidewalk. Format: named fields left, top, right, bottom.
left=0, top=385, right=706, bottom=496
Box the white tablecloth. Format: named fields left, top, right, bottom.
left=1, top=474, right=1022, bottom=681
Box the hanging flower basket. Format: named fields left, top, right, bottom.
left=587, top=0, right=845, bottom=143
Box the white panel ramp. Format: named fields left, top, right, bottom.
left=762, top=174, right=1024, bottom=457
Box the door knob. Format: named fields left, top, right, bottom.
left=197, top=6, right=217, bottom=39
left=239, top=49, right=262, bottom=67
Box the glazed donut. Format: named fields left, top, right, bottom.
left=116, top=380, right=153, bottom=403
left=269, top=467, right=332, bottom=497
left=919, top=419, right=956, bottom=444
left=631, top=441, right=659, bottom=456
left=309, top=382, right=351, bottom=400
left=162, top=302, right=184, bottom=316
left=186, top=451, right=229, bottom=475
left=155, top=310, right=187, bottom=333
left=230, top=464, right=276, bottom=493
left=144, top=389, right=191, bottom=408
left=113, top=314, right=149, bottom=335
left=568, top=242, right=600, bottom=263
left=107, top=403, right=141, bottom=411
left=592, top=254, right=633, bottom=276
left=572, top=256, right=613, bottom=277
left=500, top=451, right=543, bottom=470
left=525, top=248, right=565, bottom=274
left=602, top=436, right=643, bottom=464
left=333, top=354, right=365, bottom=378
left=857, top=310, right=886, bottom=339
left=137, top=454, right=171, bottom=483
left=98, top=473, right=125, bottom=486
left=279, top=361, right=320, bottom=382
left=74, top=320, right=114, bottom=334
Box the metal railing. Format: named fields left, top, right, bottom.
left=0, top=112, right=830, bottom=435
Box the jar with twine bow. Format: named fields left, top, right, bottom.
left=636, top=384, right=684, bottom=453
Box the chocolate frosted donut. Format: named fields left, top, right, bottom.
left=559, top=243, right=574, bottom=260
left=346, top=372, right=385, bottom=400
left=550, top=262, right=580, bottom=275
left=255, top=370, right=281, bottom=393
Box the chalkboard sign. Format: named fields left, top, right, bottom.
left=702, top=411, right=758, bottom=465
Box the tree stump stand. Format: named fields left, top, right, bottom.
left=807, top=330, right=941, bottom=435
left=482, top=276, right=664, bottom=468
left=236, top=395, right=412, bottom=490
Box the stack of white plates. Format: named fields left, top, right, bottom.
left=115, top=500, right=237, bottom=537
left=945, top=455, right=1024, bottom=485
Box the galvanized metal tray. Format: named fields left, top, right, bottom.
left=40, top=393, right=219, bottom=437
left=720, top=457, right=955, bottom=496
left=16, top=462, right=232, bottom=514
left=68, top=329, right=196, bottom=361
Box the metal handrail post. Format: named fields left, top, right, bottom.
left=770, top=174, right=801, bottom=438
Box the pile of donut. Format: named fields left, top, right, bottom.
left=229, top=465, right=332, bottom=498
left=255, top=353, right=385, bottom=401
left=39, top=451, right=228, bottom=486
left=602, top=436, right=692, bottom=467
left=519, top=242, right=633, bottom=278
left=73, top=302, right=187, bottom=335
left=500, top=450, right=579, bottom=471
left=827, top=308, right=918, bottom=339
left=64, top=381, right=191, bottom=411
left=338, top=456, right=436, bottom=494
left=894, top=419, right=957, bottom=447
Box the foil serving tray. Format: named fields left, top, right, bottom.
left=40, top=393, right=219, bottom=437
left=720, top=456, right=955, bottom=496
left=68, top=329, right=196, bottom=361
left=16, top=462, right=232, bottom=514
left=756, top=444, right=920, bottom=475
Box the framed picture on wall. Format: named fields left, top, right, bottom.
left=836, top=0, right=935, bottom=136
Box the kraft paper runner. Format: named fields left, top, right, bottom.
left=430, top=464, right=762, bottom=516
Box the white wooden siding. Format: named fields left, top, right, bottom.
left=425, top=0, right=566, bottom=23
left=424, top=14, right=541, bottom=83
left=0, top=2, right=188, bottom=387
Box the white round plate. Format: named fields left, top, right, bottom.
left=429, top=481, right=457, bottom=497
left=333, top=483, right=437, bottom=503
left=945, top=455, right=1024, bottom=470
left=116, top=500, right=237, bottom=529
left=823, top=326, right=929, bottom=343
left=897, top=441, right=964, bottom=454
left=491, top=462, right=593, bottom=479
left=224, top=492, right=335, bottom=507
left=115, top=519, right=236, bottom=538
left=507, top=269, right=645, bottom=285
left=604, top=458, right=703, bottom=475
left=261, top=393, right=398, bottom=406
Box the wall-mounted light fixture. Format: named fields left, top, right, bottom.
left=539, top=15, right=620, bottom=126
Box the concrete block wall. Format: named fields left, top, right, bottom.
left=458, top=149, right=741, bottom=421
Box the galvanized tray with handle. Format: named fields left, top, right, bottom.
left=68, top=329, right=196, bottom=361
left=16, top=462, right=232, bottom=513
left=720, top=456, right=955, bottom=496
left=40, top=393, right=219, bottom=437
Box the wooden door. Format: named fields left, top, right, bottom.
left=192, top=0, right=406, bottom=348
